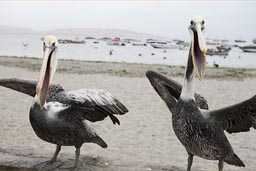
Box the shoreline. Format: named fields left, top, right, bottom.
left=1, top=55, right=256, bottom=80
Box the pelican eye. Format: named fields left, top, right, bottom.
left=190, top=20, right=194, bottom=25
left=202, top=20, right=205, bottom=25
left=52, top=42, right=56, bottom=47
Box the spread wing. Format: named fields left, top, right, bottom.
left=207, top=95, right=256, bottom=134
left=0, top=78, right=37, bottom=97
left=146, top=70, right=208, bottom=113
left=54, top=89, right=128, bottom=125
left=0, top=78, right=63, bottom=100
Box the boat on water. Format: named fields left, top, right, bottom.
left=107, top=41, right=125, bottom=46
left=132, top=43, right=147, bottom=46
left=234, top=39, right=246, bottom=43
left=239, top=45, right=256, bottom=53
left=253, top=38, right=256, bottom=44
left=150, top=42, right=184, bottom=49
left=58, top=39, right=68, bottom=44
left=216, top=45, right=231, bottom=51
left=67, top=40, right=86, bottom=44
left=85, top=37, right=96, bottom=40
left=206, top=41, right=218, bottom=45
left=123, top=38, right=140, bottom=43
left=207, top=46, right=231, bottom=56
left=58, top=39, right=85, bottom=44
left=107, top=37, right=126, bottom=46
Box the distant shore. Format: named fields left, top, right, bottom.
left=0, top=55, right=256, bottom=80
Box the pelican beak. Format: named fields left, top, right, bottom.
left=36, top=46, right=56, bottom=109
left=190, top=22, right=207, bottom=80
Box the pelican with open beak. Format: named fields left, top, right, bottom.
left=35, top=35, right=58, bottom=109
left=180, top=16, right=207, bottom=99
left=27, top=35, right=128, bottom=170
left=187, top=16, right=207, bottom=81
left=146, top=16, right=251, bottom=171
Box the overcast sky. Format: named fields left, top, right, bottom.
left=0, top=1, right=255, bottom=40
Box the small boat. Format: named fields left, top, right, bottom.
left=123, top=38, right=140, bottom=43
left=150, top=42, right=184, bottom=49
left=176, top=41, right=190, bottom=47
left=107, top=41, right=125, bottom=46
left=58, top=39, right=68, bottom=44
left=85, top=37, right=96, bottom=40
left=221, top=39, right=229, bottom=42
left=253, top=38, right=256, bottom=44
left=107, top=37, right=126, bottom=46
left=207, top=46, right=230, bottom=56
left=132, top=43, right=147, bottom=46
left=216, top=45, right=231, bottom=51
left=66, top=40, right=86, bottom=44
left=58, top=39, right=85, bottom=44
left=239, top=45, right=256, bottom=53
left=98, top=37, right=112, bottom=41
left=234, top=39, right=246, bottom=43
left=206, top=41, right=218, bottom=45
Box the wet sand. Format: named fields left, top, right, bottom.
left=0, top=57, right=256, bottom=171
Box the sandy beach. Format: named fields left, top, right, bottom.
left=0, top=56, right=256, bottom=171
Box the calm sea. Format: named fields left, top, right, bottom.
left=0, top=34, right=255, bottom=68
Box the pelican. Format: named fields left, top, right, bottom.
left=146, top=16, right=256, bottom=171
left=0, top=35, right=128, bottom=170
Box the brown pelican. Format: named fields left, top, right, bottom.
left=0, top=35, right=128, bottom=170
left=146, top=16, right=256, bottom=171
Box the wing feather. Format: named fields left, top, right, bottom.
left=207, top=95, right=256, bottom=133
left=146, top=70, right=208, bottom=113
left=55, top=89, right=128, bottom=124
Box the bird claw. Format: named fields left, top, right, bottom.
left=33, top=160, right=63, bottom=171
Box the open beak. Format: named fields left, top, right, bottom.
left=190, top=23, right=207, bottom=80
left=36, top=47, right=55, bottom=109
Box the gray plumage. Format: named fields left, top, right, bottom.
left=146, top=70, right=209, bottom=113
left=0, top=78, right=127, bottom=125
left=146, top=70, right=256, bottom=170
left=0, top=77, right=128, bottom=169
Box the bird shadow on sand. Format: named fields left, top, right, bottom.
left=32, top=155, right=110, bottom=171
left=0, top=147, right=190, bottom=171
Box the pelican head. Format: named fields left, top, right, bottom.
left=187, top=16, right=207, bottom=81
left=36, top=35, right=58, bottom=109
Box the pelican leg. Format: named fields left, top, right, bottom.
left=71, top=148, right=80, bottom=170
left=62, top=147, right=80, bottom=171
left=218, top=160, right=224, bottom=171
left=187, top=153, right=194, bottom=171
left=34, top=145, right=63, bottom=171
left=51, top=145, right=61, bottom=162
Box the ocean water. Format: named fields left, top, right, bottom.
left=0, top=34, right=255, bottom=68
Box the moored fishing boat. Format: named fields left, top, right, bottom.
left=150, top=42, right=184, bottom=49
left=239, top=45, right=256, bottom=53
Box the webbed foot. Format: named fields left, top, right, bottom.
left=34, top=160, right=63, bottom=171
